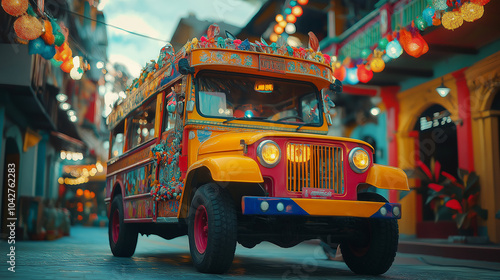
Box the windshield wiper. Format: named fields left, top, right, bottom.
left=295, top=122, right=315, bottom=131
left=223, top=116, right=267, bottom=124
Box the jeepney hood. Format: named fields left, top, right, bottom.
left=198, top=132, right=373, bottom=155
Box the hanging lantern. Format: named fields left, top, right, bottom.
left=41, top=44, right=56, bottom=60
left=60, top=59, right=74, bottom=73
left=41, top=20, right=55, bottom=45
left=275, top=14, right=284, bottom=22
left=441, top=11, right=463, bottom=30
left=432, top=0, right=448, bottom=10
left=274, top=24, right=284, bottom=35
left=415, top=17, right=428, bottom=31
left=470, top=0, right=490, bottom=5
left=432, top=17, right=441, bottom=26
left=286, top=14, right=296, bottom=23
left=285, top=23, right=296, bottom=34
left=298, top=0, right=309, bottom=5
left=269, top=33, right=278, bottom=42
left=400, top=29, right=429, bottom=58
left=290, top=1, right=297, bottom=6
left=333, top=65, right=346, bottom=81
left=1, top=0, right=28, bottom=16
left=360, top=48, right=371, bottom=59
left=345, top=67, right=359, bottom=85
left=28, top=37, right=45, bottom=55
left=357, top=64, right=373, bottom=83
left=422, top=7, right=436, bottom=26
left=70, top=67, right=83, bottom=80
left=278, top=20, right=287, bottom=28
left=460, top=2, right=484, bottom=22
left=292, top=6, right=303, bottom=17
left=370, top=57, right=385, bottom=73
left=14, top=15, right=44, bottom=40
left=285, top=7, right=292, bottom=15
left=378, top=38, right=389, bottom=50
left=386, top=40, right=403, bottom=59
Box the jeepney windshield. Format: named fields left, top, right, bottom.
left=197, top=71, right=322, bottom=126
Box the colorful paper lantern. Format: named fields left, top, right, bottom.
left=441, top=11, right=463, bottom=30
left=1, top=0, right=28, bottom=16
left=333, top=65, right=346, bottom=81
left=370, top=57, right=385, bottom=73
left=60, top=59, right=74, bottom=73
left=460, top=2, right=484, bottom=22
left=378, top=38, right=389, bottom=50
left=432, top=0, right=448, bottom=10
left=285, top=8, right=292, bottom=15
left=41, top=44, right=56, bottom=60
left=415, top=17, right=428, bottom=31
left=292, top=6, right=303, bottom=17
left=357, top=64, right=373, bottom=83
left=360, top=48, right=371, bottom=59
left=345, top=67, right=359, bottom=85
left=41, top=20, right=55, bottom=45
left=422, top=7, right=436, bottom=26
left=286, top=14, right=296, bottom=23
left=432, top=17, right=441, bottom=26
left=290, top=1, right=297, bottom=7
left=400, top=29, right=429, bottom=58
left=28, top=37, right=45, bottom=55
left=275, top=14, right=284, bottom=22
left=14, top=15, right=44, bottom=40
left=386, top=40, right=403, bottom=59
left=470, top=0, right=490, bottom=5
left=274, top=24, right=284, bottom=35
left=298, top=0, right=309, bottom=5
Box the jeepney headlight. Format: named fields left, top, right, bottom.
left=349, top=147, right=370, bottom=173
left=257, top=140, right=281, bottom=168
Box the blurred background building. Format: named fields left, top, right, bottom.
left=0, top=0, right=109, bottom=239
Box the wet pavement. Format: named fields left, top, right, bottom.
left=1, top=226, right=500, bottom=279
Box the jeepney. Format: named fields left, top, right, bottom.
left=105, top=24, right=409, bottom=275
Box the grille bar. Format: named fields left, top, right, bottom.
left=286, top=143, right=344, bottom=194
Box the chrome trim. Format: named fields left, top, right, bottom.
left=156, top=217, right=179, bottom=223
left=348, top=147, right=370, bottom=173
left=257, top=140, right=281, bottom=168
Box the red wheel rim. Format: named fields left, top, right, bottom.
left=112, top=209, right=120, bottom=243
left=194, top=205, right=208, bottom=254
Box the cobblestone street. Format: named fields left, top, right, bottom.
left=1, top=226, right=500, bottom=279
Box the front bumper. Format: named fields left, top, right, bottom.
left=242, top=196, right=401, bottom=219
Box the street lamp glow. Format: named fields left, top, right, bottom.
left=370, top=107, right=381, bottom=116
left=67, top=110, right=76, bottom=116
left=96, top=61, right=104, bottom=69
left=70, top=115, right=78, bottom=122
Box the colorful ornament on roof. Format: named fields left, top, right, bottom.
left=345, top=67, right=359, bottom=85
left=357, top=64, right=373, bottom=83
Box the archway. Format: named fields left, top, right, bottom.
left=1, top=138, right=20, bottom=238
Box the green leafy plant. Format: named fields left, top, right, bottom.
left=405, top=159, right=488, bottom=231
left=425, top=167, right=488, bottom=230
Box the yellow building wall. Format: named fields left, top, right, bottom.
left=465, top=51, right=500, bottom=243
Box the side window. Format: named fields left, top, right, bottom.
left=127, top=98, right=156, bottom=149
left=301, top=93, right=319, bottom=123
left=110, top=121, right=125, bottom=158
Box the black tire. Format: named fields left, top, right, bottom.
left=188, top=183, right=237, bottom=274
left=341, top=193, right=398, bottom=275
left=108, top=194, right=138, bottom=257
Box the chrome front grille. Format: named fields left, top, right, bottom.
left=286, top=143, right=344, bottom=194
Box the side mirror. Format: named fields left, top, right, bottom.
left=330, top=79, right=343, bottom=93
left=178, top=58, right=195, bottom=75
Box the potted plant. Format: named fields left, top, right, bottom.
left=425, top=168, right=488, bottom=236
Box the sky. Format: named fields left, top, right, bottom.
left=101, top=0, right=263, bottom=78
